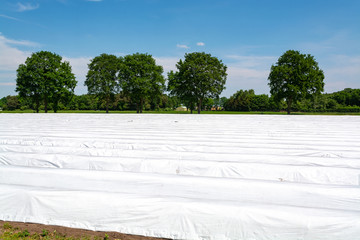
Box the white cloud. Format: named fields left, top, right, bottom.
left=0, top=14, right=20, bottom=21
left=63, top=56, right=91, bottom=94
left=222, top=53, right=360, bottom=96
left=221, top=55, right=277, bottom=96
left=0, top=34, right=33, bottom=72
left=0, top=33, right=91, bottom=96
left=321, top=55, right=360, bottom=93
left=0, top=82, right=16, bottom=86
left=197, top=42, right=205, bottom=46
left=16, top=2, right=39, bottom=12
left=177, top=44, right=189, bottom=49
left=154, top=57, right=179, bottom=75
left=0, top=34, right=37, bottom=97
left=86, top=0, right=103, bottom=2
left=0, top=35, right=39, bottom=47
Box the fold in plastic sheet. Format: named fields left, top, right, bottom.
left=1, top=113, right=360, bottom=240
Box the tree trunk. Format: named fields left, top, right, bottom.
left=286, top=97, right=292, bottom=114
left=197, top=98, right=202, bottom=114
left=189, top=102, right=194, bottom=114
left=35, top=98, right=39, bottom=113
left=140, top=98, right=143, bottom=113
left=44, top=96, right=48, bottom=113
left=54, top=101, right=58, bottom=113
left=136, top=103, right=140, bottom=113
left=105, top=96, right=109, bottom=113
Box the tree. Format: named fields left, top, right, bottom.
left=85, top=54, right=119, bottom=113
left=251, top=94, right=269, bottom=111
left=168, top=52, right=227, bottom=114
left=16, top=51, right=77, bottom=113
left=6, top=95, right=20, bottom=110
left=51, top=61, right=77, bottom=112
left=1, top=95, right=20, bottom=111
left=224, top=89, right=260, bottom=111
left=0, top=97, right=7, bottom=109
left=331, top=88, right=360, bottom=107
left=119, top=53, right=165, bottom=113
left=268, top=50, right=325, bottom=114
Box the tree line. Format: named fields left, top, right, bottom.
left=13, top=51, right=226, bottom=114
left=2, top=49, right=358, bottom=113
left=2, top=88, right=360, bottom=113
left=224, top=88, right=360, bottom=112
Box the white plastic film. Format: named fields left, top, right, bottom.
left=1, top=114, right=360, bottom=240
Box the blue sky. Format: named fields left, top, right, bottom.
left=1, top=0, right=359, bottom=98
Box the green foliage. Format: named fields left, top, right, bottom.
left=224, top=90, right=271, bottom=111
left=41, top=229, right=49, bottom=237
left=119, top=53, right=165, bottom=113
left=0, top=97, right=6, bottom=109
left=85, top=53, right=120, bottom=113
left=168, top=52, right=227, bottom=114
left=225, top=89, right=256, bottom=111
left=219, top=97, right=228, bottom=108
left=268, top=50, right=325, bottom=114
left=331, top=88, right=360, bottom=106
left=1, top=96, right=20, bottom=110
left=4, top=48, right=360, bottom=114
left=3, top=223, right=12, bottom=230
left=2, top=87, right=360, bottom=114
left=16, top=51, right=77, bottom=113
left=16, top=229, right=30, bottom=237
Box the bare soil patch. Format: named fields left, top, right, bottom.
left=0, top=220, right=169, bottom=240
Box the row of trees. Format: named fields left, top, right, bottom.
left=2, top=88, right=360, bottom=112
left=85, top=53, right=165, bottom=113
left=15, top=51, right=227, bottom=114
left=224, top=88, right=360, bottom=112
left=11, top=49, right=357, bottom=114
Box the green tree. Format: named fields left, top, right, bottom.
left=1, top=95, right=20, bottom=111
left=85, top=54, right=119, bottom=113
left=119, top=53, right=165, bottom=113
left=5, top=95, right=20, bottom=110
left=268, top=50, right=325, bottom=114
left=168, top=52, right=227, bottom=114
left=0, top=97, right=6, bottom=109
left=225, top=89, right=255, bottom=111
left=51, top=61, right=77, bottom=112
left=331, top=88, right=360, bottom=107
left=168, top=70, right=197, bottom=113
left=251, top=94, right=269, bottom=111
left=16, top=51, right=76, bottom=113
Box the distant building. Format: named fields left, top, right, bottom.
left=175, top=106, right=187, bottom=111
left=211, top=106, right=223, bottom=111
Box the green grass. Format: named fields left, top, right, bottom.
left=0, top=223, right=112, bottom=240
left=1, top=109, right=360, bottom=115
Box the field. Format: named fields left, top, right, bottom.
left=1, top=114, right=360, bottom=240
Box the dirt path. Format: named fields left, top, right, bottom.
left=0, top=221, right=170, bottom=240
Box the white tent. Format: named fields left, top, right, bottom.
left=1, top=114, right=360, bottom=239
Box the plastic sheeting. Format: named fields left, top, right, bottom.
left=0, top=113, right=360, bottom=240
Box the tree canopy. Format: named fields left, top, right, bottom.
left=168, top=52, right=227, bottom=114
left=119, top=53, right=165, bottom=113
left=268, top=50, right=325, bottom=114
left=16, top=51, right=77, bottom=113
left=85, top=53, right=119, bottom=113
